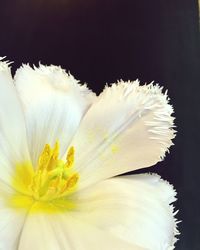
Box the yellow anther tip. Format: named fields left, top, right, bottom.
left=67, top=173, right=79, bottom=189
left=65, top=146, right=75, bottom=168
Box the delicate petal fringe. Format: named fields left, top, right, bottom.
left=148, top=173, right=180, bottom=249
left=0, top=57, right=12, bottom=72
left=74, top=173, right=180, bottom=250
left=14, top=62, right=96, bottom=164
left=70, top=80, right=176, bottom=189
left=0, top=59, right=179, bottom=249
left=101, top=80, right=176, bottom=161
left=15, top=63, right=95, bottom=102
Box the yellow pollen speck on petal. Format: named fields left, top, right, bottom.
left=9, top=142, right=79, bottom=214
left=111, top=144, right=119, bottom=153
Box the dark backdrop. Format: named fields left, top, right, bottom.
left=0, top=1, right=200, bottom=249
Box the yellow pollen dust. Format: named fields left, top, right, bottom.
left=9, top=142, right=79, bottom=213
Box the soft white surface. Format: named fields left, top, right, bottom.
left=0, top=208, right=26, bottom=250
left=14, top=64, right=96, bottom=166
left=0, top=60, right=178, bottom=250
left=0, top=58, right=30, bottom=184
left=18, top=213, right=144, bottom=250
left=72, top=174, right=178, bottom=250
left=70, top=81, right=175, bottom=188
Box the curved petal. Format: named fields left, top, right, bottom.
left=0, top=182, right=27, bottom=250
left=0, top=58, right=30, bottom=184
left=70, top=81, right=175, bottom=188
left=0, top=208, right=26, bottom=250
left=14, top=64, right=96, bottom=166
left=72, top=174, right=179, bottom=250
left=18, top=213, right=144, bottom=250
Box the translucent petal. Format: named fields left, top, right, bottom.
left=18, top=213, right=144, bottom=250
left=72, top=174, right=179, bottom=250
left=0, top=181, right=26, bottom=250
left=14, top=64, right=96, bottom=166
left=0, top=58, right=30, bottom=184
left=70, top=81, right=175, bottom=188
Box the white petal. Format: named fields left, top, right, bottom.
left=0, top=180, right=26, bottom=250
left=70, top=81, right=175, bottom=188
left=0, top=58, right=30, bottom=184
left=72, top=174, right=179, bottom=250
left=0, top=209, right=26, bottom=250
left=18, top=213, right=144, bottom=250
left=0, top=208, right=26, bottom=250
left=14, top=64, right=96, bottom=166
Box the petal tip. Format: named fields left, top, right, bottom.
left=0, top=57, right=13, bottom=72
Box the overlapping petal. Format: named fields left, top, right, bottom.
left=0, top=58, right=30, bottom=184
left=14, top=64, right=96, bottom=166
left=70, top=81, right=175, bottom=188
left=0, top=182, right=27, bottom=250
left=18, top=213, right=144, bottom=250
left=0, top=208, right=26, bottom=250
left=71, top=174, right=179, bottom=250
left=0, top=178, right=27, bottom=250
left=0, top=58, right=179, bottom=250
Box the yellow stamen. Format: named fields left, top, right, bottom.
left=9, top=142, right=79, bottom=213
left=38, top=144, right=52, bottom=170
left=65, top=146, right=75, bottom=168
left=60, top=173, right=79, bottom=194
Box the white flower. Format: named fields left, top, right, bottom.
left=0, top=57, right=179, bottom=250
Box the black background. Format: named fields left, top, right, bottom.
left=0, top=1, right=200, bottom=249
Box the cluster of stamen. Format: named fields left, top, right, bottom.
left=30, top=142, right=79, bottom=201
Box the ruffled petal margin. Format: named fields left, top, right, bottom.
left=70, top=81, right=175, bottom=188
left=14, top=64, right=96, bottom=166
left=71, top=173, right=179, bottom=250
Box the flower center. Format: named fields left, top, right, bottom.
left=30, top=142, right=79, bottom=201
left=8, top=142, right=79, bottom=213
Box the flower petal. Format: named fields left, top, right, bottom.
left=72, top=174, right=179, bottom=250
left=18, top=213, right=144, bottom=250
left=14, top=64, right=96, bottom=166
left=0, top=58, right=30, bottom=184
left=70, top=81, right=175, bottom=188
left=0, top=181, right=26, bottom=250
left=0, top=208, right=26, bottom=250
